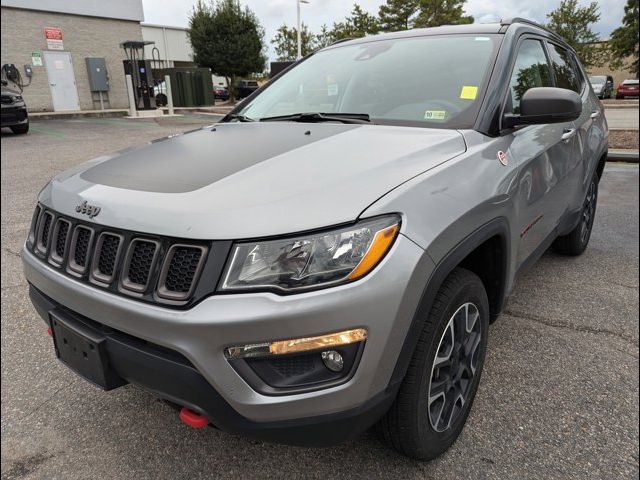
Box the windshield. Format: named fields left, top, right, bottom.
left=238, top=34, right=501, bottom=129
left=589, top=76, right=606, bottom=84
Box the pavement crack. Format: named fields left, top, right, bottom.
left=1, top=452, right=54, bottom=480
left=609, top=281, right=639, bottom=290
left=1, top=283, right=27, bottom=291
left=503, top=309, right=639, bottom=348
left=18, top=382, right=72, bottom=423
left=3, top=247, right=21, bottom=258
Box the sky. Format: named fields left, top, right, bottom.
left=141, top=0, right=627, bottom=61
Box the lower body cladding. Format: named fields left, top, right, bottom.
left=22, top=234, right=432, bottom=446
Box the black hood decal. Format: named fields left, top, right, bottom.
left=80, top=122, right=358, bottom=193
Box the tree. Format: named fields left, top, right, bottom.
left=545, top=0, right=605, bottom=69
left=314, top=24, right=334, bottom=49
left=378, top=0, right=419, bottom=31
left=188, top=0, right=266, bottom=100
left=330, top=4, right=380, bottom=41
left=413, top=0, right=473, bottom=29
left=271, top=23, right=316, bottom=61
left=609, top=0, right=639, bottom=77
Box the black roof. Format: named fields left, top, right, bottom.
left=325, top=18, right=570, bottom=52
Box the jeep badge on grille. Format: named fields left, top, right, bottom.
left=75, top=200, right=101, bottom=218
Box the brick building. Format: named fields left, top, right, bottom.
left=0, top=0, right=145, bottom=111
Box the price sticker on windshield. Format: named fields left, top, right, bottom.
left=424, top=110, right=446, bottom=121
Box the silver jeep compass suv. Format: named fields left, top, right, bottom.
left=22, top=18, right=608, bottom=460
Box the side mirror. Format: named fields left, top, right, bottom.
left=503, top=87, right=582, bottom=128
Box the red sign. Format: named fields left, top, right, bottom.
left=44, top=28, right=63, bottom=41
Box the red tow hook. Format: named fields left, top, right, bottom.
left=47, top=327, right=53, bottom=337
left=179, top=407, right=209, bottom=428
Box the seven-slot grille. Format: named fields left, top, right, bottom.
left=27, top=207, right=210, bottom=306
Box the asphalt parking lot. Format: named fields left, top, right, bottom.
left=1, top=116, right=638, bottom=480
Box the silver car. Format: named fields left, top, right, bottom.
left=22, top=18, right=607, bottom=460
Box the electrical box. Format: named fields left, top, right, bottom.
left=85, top=57, right=109, bottom=92
left=154, top=68, right=214, bottom=108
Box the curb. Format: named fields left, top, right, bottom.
left=608, top=149, right=639, bottom=163
left=602, top=103, right=639, bottom=109
left=29, top=110, right=128, bottom=120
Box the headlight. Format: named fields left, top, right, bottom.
left=13, top=95, right=23, bottom=102
left=220, top=215, right=400, bottom=293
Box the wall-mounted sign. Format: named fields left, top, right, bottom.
left=44, top=27, right=64, bottom=50
left=31, top=51, right=43, bottom=66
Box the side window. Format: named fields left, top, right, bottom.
left=507, top=39, right=552, bottom=114
left=547, top=43, right=582, bottom=93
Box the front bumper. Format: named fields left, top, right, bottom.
left=1, top=105, right=28, bottom=126
left=22, top=234, right=431, bottom=430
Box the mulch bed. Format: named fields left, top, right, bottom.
left=609, top=130, right=639, bottom=150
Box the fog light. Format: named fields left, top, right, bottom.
left=225, top=328, right=367, bottom=359
left=321, top=350, right=344, bottom=372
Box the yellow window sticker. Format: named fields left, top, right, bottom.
left=424, top=110, right=446, bottom=121
left=460, top=85, right=478, bottom=100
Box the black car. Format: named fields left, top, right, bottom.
left=233, top=79, right=259, bottom=99
left=1, top=81, right=29, bottom=134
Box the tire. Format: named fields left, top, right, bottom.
left=10, top=122, right=29, bottom=134
left=553, top=173, right=598, bottom=256
left=378, top=267, right=489, bottom=460
left=155, top=94, right=168, bottom=108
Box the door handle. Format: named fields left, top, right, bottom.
left=49, top=83, right=56, bottom=86
left=590, top=111, right=600, bottom=119
left=561, top=128, right=576, bottom=142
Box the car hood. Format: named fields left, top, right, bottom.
left=40, top=122, right=466, bottom=239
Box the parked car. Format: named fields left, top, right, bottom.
left=22, top=18, right=607, bottom=460
left=588, top=74, right=614, bottom=99
left=1, top=80, right=29, bottom=134
left=233, top=79, right=259, bottom=98
left=616, top=79, right=639, bottom=99
left=213, top=84, right=230, bottom=101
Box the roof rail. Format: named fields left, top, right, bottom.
left=500, top=17, right=565, bottom=42
left=330, top=37, right=356, bottom=46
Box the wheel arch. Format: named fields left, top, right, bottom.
left=388, top=217, right=510, bottom=388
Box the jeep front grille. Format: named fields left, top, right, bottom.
left=92, top=233, right=123, bottom=283
left=157, top=245, right=207, bottom=300
left=28, top=206, right=229, bottom=308
left=122, top=239, right=159, bottom=292
left=49, top=218, right=71, bottom=266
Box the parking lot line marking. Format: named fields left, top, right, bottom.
left=29, top=127, right=66, bottom=138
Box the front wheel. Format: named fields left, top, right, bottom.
left=378, top=268, right=489, bottom=460
left=553, top=173, right=598, bottom=256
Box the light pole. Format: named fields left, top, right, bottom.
left=297, top=0, right=309, bottom=60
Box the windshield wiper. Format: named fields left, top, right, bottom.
left=226, top=113, right=255, bottom=122
left=259, top=112, right=370, bottom=124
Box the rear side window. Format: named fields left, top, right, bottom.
left=507, top=39, right=552, bottom=113
left=547, top=43, right=582, bottom=93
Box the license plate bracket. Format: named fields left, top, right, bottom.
left=49, top=310, right=125, bottom=390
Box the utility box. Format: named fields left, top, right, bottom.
left=155, top=68, right=214, bottom=107
left=85, top=57, right=109, bottom=92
